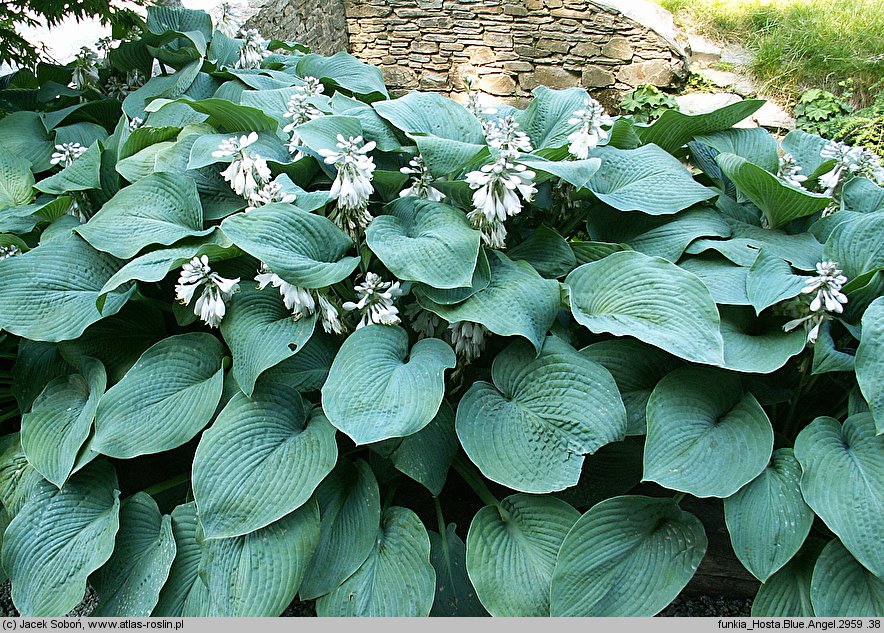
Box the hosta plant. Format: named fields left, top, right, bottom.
left=0, top=5, right=882, bottom=618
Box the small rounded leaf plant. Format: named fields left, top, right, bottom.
left=0, top=6, right=882, bottom=617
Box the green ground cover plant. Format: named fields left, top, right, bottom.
left=0, top=6, right=882, bottom=618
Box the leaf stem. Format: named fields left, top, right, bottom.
left=452, top=453, right=500, bottom=508
left=672, top=492, right=687, bottom=505
left=382, top=479, right=398, bottom=511
left=143, top=473, right=190, bottom=497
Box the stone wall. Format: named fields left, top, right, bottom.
left=246, top=0, right=349, bottom=56
left=345, top=0, right=688, bottom=100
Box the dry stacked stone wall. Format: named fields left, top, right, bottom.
left=246, top=0, right=350, bottom=56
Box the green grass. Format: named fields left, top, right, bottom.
left=656, top=0, right=884, bottom=106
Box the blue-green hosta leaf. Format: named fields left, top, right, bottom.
left=514, top=86, right=587, bottom=150
left=149, top=97, right=280, bottom=132
left=262, top=331, right=339, bottom=393
left=240, top=86, right=318, bottom=126
left=752, top=538, right=825, bottom=617
left=91, top=493, right=176, bottom=617
left=811, top=539, right=884, bottom=616
left=0, top=153, right=34, bottom=208
left=626, top=208, right=732, bottom=262
left=580, top=339, right=682, bottom=435
left=781, top=130, right=833, bottom=182
left=316, top=506, right=435, bottom=617
left=2, top=461, right=120, bottom=617
left=0, top=433, right=47, bottom=519
left=841, top=176, right=884, bottom=214
left=508, top=225, right=576, bottom=278
left=517, top=156, right=602, bottom=191
left=201, top=502, right=320, bottom=617
left=694, top=127, right=779, bottom=174
left=644, top=366, right=773, bottom=497
left=457, top=336, right=626, bottom=493
left=823, top=211, right=884, bottom=279
left=0, top=233, right=133, bottom=343
left=794, top=414, right=883, bottom=577
left=586, top=145, right=715, bottom=214
left=186, top=132, right=292, bottom=171
left=554, top=439, right=645, bottom=510
left=466, top=494, right=579, bottom=616
left=637, top=99, right=765, bottom=155
left=76, top=172, right=211, bottom=260
left=220, top=202, right=359, bottom=288
left=299, top=460, right=381, bottom=600
left=0, top=111, right=54, bottom=172
left=417, top=250, right=560, bottom=352
left=193, top=384, right=337, bottom=539
left=430, top=523, right=487, bottom=617
left=812, top=321, right=856, bottom=375
left=679, top=255, right=750, bottom=305
left=566, top=251, right=725, bottom=365
left=21, top=357, right=106, bottom=488
left=289, top=115, right=361, bottom=156
left=414, top=247, right=491, bottom=305
left=717, top=153, right=830, bottom=229
left=322, top=325, right=455, bottom=444
left=386, top=400, right=457, bottom=496
left=219, top=283, right=317, bottom=397
left=152, top=502, right=211, bottom=617
left=550, top=495, right=707, bottom=616
left=726, top=220, right=824, bottom=272
left=724, top=448, right=814, bottom=582
left=11, top=340, right=72, bottom=414
left=570, top=240, right=631, bottom=264
left=147, top=4, right=212, bottom=39
left=746, top=249, right=811, bottom=314
left=366, top=197, right=481, bottom=289
left=297, top=52, right=389, bottom=101
left=92, top=333, right=225, bottom=459
left=856, top=297, right=884, bottom=434
left=373, top=91, right=484, bottom=143
left=115, top=141, right=176, bottom=183
left=719, top=306, right=807, bottom=374
left=119, top=125, right=182, bottom=160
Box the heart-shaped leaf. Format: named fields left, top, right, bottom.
left=811, top=539, right=884, bottom=617
left=751, top=538, right=825, bottom=617
left=384, top=400, right=457, bottom=496
left=719, top=306, right=807, bottom=374
left=193, top=383, right=337, bottom=539
left=550, top=495, right=707, bottom=616
left=429, top=523, right=487, bottom=617
left=0, top=153, right=35, bottom=208
left=322, top=325, right=455, bottom=445
left=457, top=336, right=626, bottom=493
left=152, top=502, right=211, bottom=617
left=644, top=366, right=773, bottom=497
left=856, top=297, right=884, bottom=434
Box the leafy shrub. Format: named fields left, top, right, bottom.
left=794, top=86, right=853, bottom=136
left=795, top=83, right=884, bottom=158
left=0, top=6, right=883, bottom=618
left=619, top=84, right=679, bottom=123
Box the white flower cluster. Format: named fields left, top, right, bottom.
left=819, top=140, right=884, bottom=196
left=255, top=263, right=344, bottom=334
left=0, top=245, right=21, bottom=260
left=236, top=29, right=269, bottom=69
left=485, top=115, right=533, bottom=157
left=447, top=320, right=489, bottom=362
left=777, top=152, right=807, bottom=188
left=319, top=134, right=377, bottom=236
left=105, top=70, right=146, bottom=100
left=283, top=77, right=325, bottom=158
left=399, top=155, right=444, bottom=201
left=71, top=47, right=99, bottom=90
left=246, top=181, right=297, bottom=211
left=175, top=255, right=241, bottom=328
left=466, top=156, right=536, bottom=249
left=213, top=132, right=273, bottom=206
left=215, top=2, right=242, bottom=38
left=50, top=142, right=87, bottom=167
left=404, top=303, right=440, bottom=339
left=342, top=273, right=403, bottom=329
left=566, top=97, right=613, bottom=159
left=128, top=116, right=144, bottom=131
left=783, top=260, right=848, bottom=344
left=463, top=75, right=497, bottom=124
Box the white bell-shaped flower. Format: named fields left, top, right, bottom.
left=175, top=255, right=240, bottom=328
left=399, top=155, right=444, bottom=201
left=318, top=134, right=377, bottom=236
left=50, top=142, right=87, bottom=167
left=447, top=320, right=489, bottom=362
left=342, top=272, right=403, bottom=329
left=566, top=97, right=613, bottom=159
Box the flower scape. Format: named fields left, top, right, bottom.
left=0, top=5, right=881, bottom=620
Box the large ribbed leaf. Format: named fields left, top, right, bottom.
left=0, top=152, right=35, bottom=208
left=0, top=233, right=132, bottom=343
left=746, top=249, right=810, bottom=314
left=150, top=97, right=280, bottom=132
left=152, top=502, right=211, bottom=617
left=811, top=540, right=884, bottom=616
left=35, top=142, right=102, bottom=194
left=2, top=462, right=120, bottom=617
left=781, top=130, right=832, bottom=180
left=456, top=336, right=626, bottom=493
left=580, top=339, right=682, bottom=435
left=201, top=502, right=320, bottom=617
left=856, top=297, right=884, bottom=434
left=566, top=251, right=724, bottom=365
left=694, top=127, right=779, bottom=174
left=193, top=384, right=337, bottom=539
left=92, top=333, right=225, bottom=459
left=297, top=52, right=389, bottom=101
left=21, top=357, right=106, bottom=488
left=550, top=495, right=707, bottom=616
left=373, top=91, right=484, bottom=143
left=220, top=203, right=359, bottom=288
left=515, top=86, right=589, bottom=150
left=366, top=197, right=481, bottom=289
left=466, top=494, right=579, bottom=616
left=417, top=250, right=560, bottom=352
left=0, top=433, right=44, bottom=519
left=262, top=332, right=339, bottom=393
left=586, top=145, right=715, bottom=214
left=316, top=506, right=435, bottom=617
left=300, top=460, right=381, bottom=600
left=0, top=111, right=54, bottom=172
left=794, top=414, right=883, bottom=577
left=430, top=523, right=487, bottom=617
left=517, top=156, right=602, bottom=191
left=91, top=493, right=176, bottom=616
left=322, top=325, right=455, bottom=445
left=219, top=283, right=317, bottom=397
left=717, top=153, right=830, bottom=229
left=678, top=254, right=750, bottom=305
left=719, top=306, right=807, bottom=374
left=824, top=211, right=884, bottom=280
left=637, top=99, right=764, bottom=155
left=415, top=247, right=491, bottom=305
left=508, top=224, right=577, bottom=278
left=752, top=538, right=825, bottom=617
left=724, top=448, right=814, bottom=581
left=76, top=172, right=210, bottom=259
left=644, top=366, right=773, bottom=497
